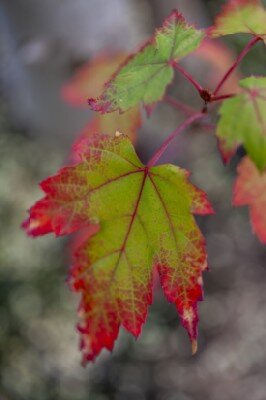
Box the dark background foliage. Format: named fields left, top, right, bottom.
left=0, top=1, right=266, bottom=399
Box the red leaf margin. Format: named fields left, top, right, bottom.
left=233, top=156, right=266, bottom=244
left=61, top=52, right=128, bottom=108
left=23, top=134, right=214, bottom=363
left=88, top=10, right=203, bottom=115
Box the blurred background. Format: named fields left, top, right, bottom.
left=0, top=1, right=266, bottom=399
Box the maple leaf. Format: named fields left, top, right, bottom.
left=216, top=76, right=266, bottom=170
left=23, top=133, right=213, bottom=363
left=210, top=0, right=266, bottom=43
left=233, top=156, right=266, bottom=244
left=61, top=52, right=141, bottom=145
left=88, top=10, right=204, bottom=114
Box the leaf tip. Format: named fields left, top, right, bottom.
left=191, top=339, right=198, bottom=355
left=88, top=96, right=114, bottom=114
left=144, top=103, right=157, bottom=118
left=22, top=212, right=52, bottom=237
left=205, top=203, right=215, bottom=215
left=217, top=138, right=237, bottom=165
left=165, top=9, right=184, bottom=23
left=87, top=97, right=99, bottom=110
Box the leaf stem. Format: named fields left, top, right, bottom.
left=213, top=36, right=262, bottom=96
left=148, top=112, right=205, bottom=167
left=210, top=93, right=235, bottom=102
left=173, top=61, right=203, bottom=94
left=164, top=95, right=215, bottom=131
left=149, top=36, right=262, bottom=168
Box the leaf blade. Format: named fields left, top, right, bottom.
left=216, top=76, right=266, bottom=170
left=88, top=10, right=204, bottom=114
left=210, top=0, right=266, bottom=42
left=23, top=134, right=213, bottom=362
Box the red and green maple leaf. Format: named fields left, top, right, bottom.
left=23, top=133, right=213, bottom=363
left=210, top=0, right=266, bottom=43
left=61, top=52, right=141, bottom=144
left=233, top=156, right=266, bottom=244
left=88, top=10, right=204, bottom=114
left=216, top=76, right=266, bottom=170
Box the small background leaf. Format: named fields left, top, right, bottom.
left=216, top=76, right=266, bottom=170
left=233, top=156, right=266, bottom=244
left=210, top=0, right=266, bottom=43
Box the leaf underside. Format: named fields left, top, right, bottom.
left=234, top=156, right=266, bottom=244
left=23, top=134, right=213, bottom=363
left=88, top=10, right=204, bottom=114
left=210, top=0, right=266, bottom=43
left=216, top=76, right=266, bottom=170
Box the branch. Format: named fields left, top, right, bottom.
left=148, top=112, right=205, bottom=167
left=164, top=95, right=215, bottom=131
left=153, top=36, right=262, bottom=168
left=211, top=93, right=235, bottom=102
left=172, top=61, right=203, bottom=95
left=213, top=36, right=262, bottom=96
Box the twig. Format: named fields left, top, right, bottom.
left=213, top=36, right=262, bottom=96
left=211, top=93, right=235, bottom=102
left=172, top=61, right=203, bottom=95
left=148, top=112, right=205, bottom=167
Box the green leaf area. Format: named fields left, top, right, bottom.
left=23, top=133, right=213, bottom=362
left=211, top=0, right=266, bottom=43
left=216, top=76, right=266, bottom=171
left=88, top=10, right=204, bottom=114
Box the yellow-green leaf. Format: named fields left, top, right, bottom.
left=23, top=133, right=213, bottom=362
left=210, top=0, right=266, bottom=43
left=216, top=76, right=266, bottom=171
left=88, top=10, right=204, bottom=114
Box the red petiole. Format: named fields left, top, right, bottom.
left=172, top=61, right=204, bottom=95
left=210, top=93, right=235, bottom=102
left=149, top=36, right=262, bottom=168
left=148, top=112, right=205, bottom=167
left=213, top=35, right=262, bottom=96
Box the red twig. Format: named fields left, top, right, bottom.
left=148, top=112, right=204, bottom=167
left=151, top=36, right=262, bottom=167
left=213, top=36, right=262, bottom=96
left=165, top=95, right=214, bottom=130
left=211, top=93, right=235, bottom=102
left=172, top=61, right=203, bottom=94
